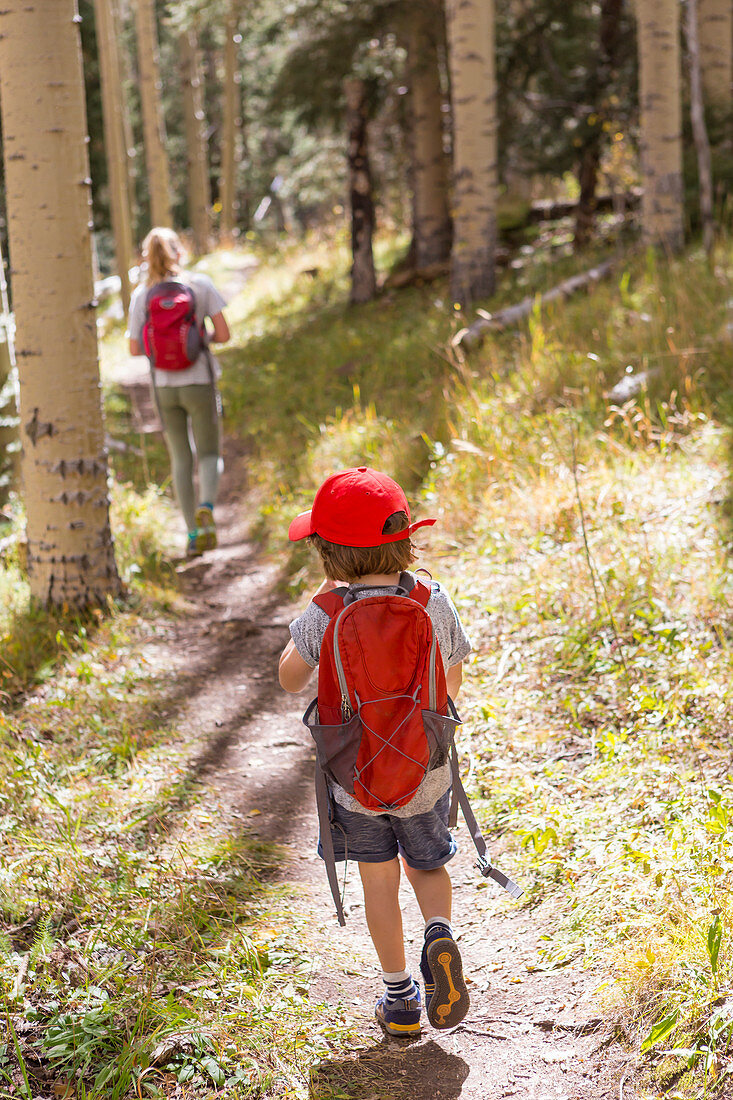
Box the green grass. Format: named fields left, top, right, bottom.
left=4, top=225, right=733, bottom=1097
left=0, top=598, right=356, bottom=1098
left=212, top=228, right=733, bottom=1095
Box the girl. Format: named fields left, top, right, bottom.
left=128, top=227, right=230, bottom=557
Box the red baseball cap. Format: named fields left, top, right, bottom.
left=288, top=466, right=436, bottom=547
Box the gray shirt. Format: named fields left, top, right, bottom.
left=290, top=573, right=472, bottom=818
left=128, top=272, right=227, bottom=387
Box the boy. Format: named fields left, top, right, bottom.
left=279, top=466, right=472, bottom=1037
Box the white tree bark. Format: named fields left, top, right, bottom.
left=134, top=0, right=172, bottom=227
left=180, top=27, right=212, bottom=255
left=94, top=0, right=134, bottom=313
left=220, top=2, right=241, bottom=237
left=635, top=0, right=685, bottom=252
left=0, top=0, right=122, bottom=607
left=445, top=0, right=498, bottom=304
left=697, top=0, right=733, bottom=111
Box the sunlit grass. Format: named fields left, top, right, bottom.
left=4, top=227, right=733, bottom=1096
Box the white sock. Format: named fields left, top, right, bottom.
left=424, top=916, right=453, bottom=938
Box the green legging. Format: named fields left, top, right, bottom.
left=155, top=382, right=222, bottom=532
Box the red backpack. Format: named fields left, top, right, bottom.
left=302, top=571, right=523, bottom=924
left=143, top=280, right=204, bottom=371
left=305, top=573, right=454, bottom=811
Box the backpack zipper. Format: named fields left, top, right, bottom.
left=331, top=604, right=353, bottom=720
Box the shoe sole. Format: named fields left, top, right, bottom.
left=426, top=938, right=469, bottom=1029
left=375, top=1005, right=421, bottom=1038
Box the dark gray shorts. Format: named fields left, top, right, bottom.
left=318, top=789, right=457, bottom=870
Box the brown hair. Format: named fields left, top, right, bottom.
left=310, top=511, right=417, bottom=581
left=142, top=227, right=182, bottom=285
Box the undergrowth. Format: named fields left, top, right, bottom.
left=0, top=597, right=354, bottom=1098
left=3, top=226, right=733, bottom=1097
left=211, top=228, right=733, bottom=1095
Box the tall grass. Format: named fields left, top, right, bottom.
left=215, top=230, right=733, bottom=1094
left=3, top=229, right=733, bottom=1097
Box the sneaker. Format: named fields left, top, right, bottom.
left=421, top=930, right=469, bottom=1030
left=186, top=531, right=203, bottom=558
left=374, top=988, right=422, bottom=1037
left=194, top=505, right=217, bottom=551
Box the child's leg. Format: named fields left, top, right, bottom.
left=401, top=863, right=452, bottom=924
left=358, top=858, right=405, bottom=972
left=392, top=793, right=469, bottom=1030
left=359, top=858, right=422, bottom=1036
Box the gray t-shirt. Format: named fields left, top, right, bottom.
left=290, top=573, right=472, bottom=818
left=128, top=272, right=227, bottom=387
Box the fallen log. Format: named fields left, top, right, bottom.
left=453, top=259, right=616, bottom=351
left=528, top=190, right=641, bottom=224
left=383, top=250, right=512, bottom=291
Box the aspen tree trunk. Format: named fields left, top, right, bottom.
left=635, top=0, right=684, bottom=252
left=697, top=0, right=733, bottom=110
left=134, top=0, right=172, bottom=227
left=344, top=78, right=377, bottom=305
left=407, top=2, right=452, bottom=267
left=180, top=28, right=212, bottom=255
left=0, top=233, right=19, bottom=506
left=116, top=0, right=141, bottom=239
left=94, top=0, right=134, bottom=314
left=445, top=0, right=498, bottom=304
left=687, top=0, right=715, bottom=253
left=0, top=334, right=18, bottom=508
left=220, top=2, right=240, bottom=238
left=0, top=1, right=122, bottom=608
left=0, top=252, right=19, bottom=507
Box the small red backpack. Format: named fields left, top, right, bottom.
left=143, top=280, right=204, bottom=371
left=302, top=571, right=523, bottom=925
left=305, top=572, right=454, bottom=811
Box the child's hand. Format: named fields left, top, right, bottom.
left=314, top=577, right=341, bottom=597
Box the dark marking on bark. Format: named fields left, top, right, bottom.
left=25, top=409, right=55, bottom=446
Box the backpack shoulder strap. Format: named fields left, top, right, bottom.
left=312, top=735, right=347, bottom=926
left=396, top=571, right=431, bottom=609
left=312, top=587, right=349, bottom=618
left=447, top=731, right=523, bottom=900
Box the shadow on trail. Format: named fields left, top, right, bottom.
left=310, top=1038, right=470, bottom=1100
left=118, top=527, right=318, bottom=856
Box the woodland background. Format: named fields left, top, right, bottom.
left=1, top=2, right=733, bottom=1099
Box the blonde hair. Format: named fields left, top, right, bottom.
left=142, top=227, right=182, bottom=285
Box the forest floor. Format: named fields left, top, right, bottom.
left=8, top=236, right=731, bottom=1099
left=116, top=420, right=631, bottom=1100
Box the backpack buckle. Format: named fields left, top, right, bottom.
left=476, top=855, right=524, bottom=900
left=475, top=854, right=493, bottom=878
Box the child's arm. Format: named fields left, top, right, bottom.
left=446, top=661, right=463, bottom=699
left=278, top=577, right=339, bottom=693
left=279, top=640, right=313, bottom=693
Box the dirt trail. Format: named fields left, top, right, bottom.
left=108, top=388, right=633, bottom=1099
